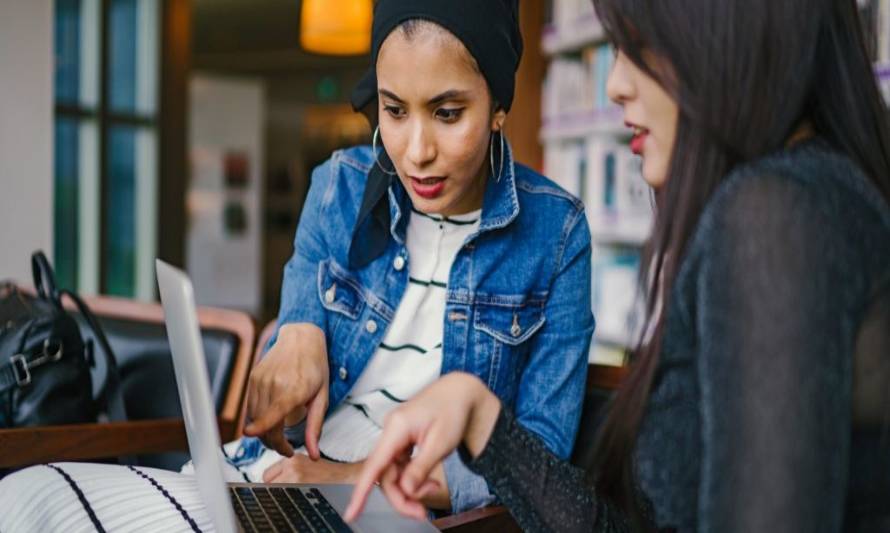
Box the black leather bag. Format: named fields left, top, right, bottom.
left=0, top=252, right=126, bottom=428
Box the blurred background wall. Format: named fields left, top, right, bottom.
left=0, top=0, right=54, bottom=284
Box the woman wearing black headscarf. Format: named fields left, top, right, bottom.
left=0, top=1, right=595, bottom=526
left=242, top=0, right=596, bottom=513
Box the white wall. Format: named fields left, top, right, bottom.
left=0, top=0, right=54, bottom=284
left=187, top=74, right=265, bottom=315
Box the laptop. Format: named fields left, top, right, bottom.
left=156, top=259, right=439, bottom=533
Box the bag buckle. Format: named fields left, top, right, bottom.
left=7, top=340, right=62, bottom=388
left=10, top=354, right=31, bottom=387
left=27, top=338, right=63, bottom=369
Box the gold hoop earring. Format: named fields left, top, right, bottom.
left=373, top=126, right=397, bottom=176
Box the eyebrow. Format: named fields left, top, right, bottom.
left=378, top=88, right=470, bottom=106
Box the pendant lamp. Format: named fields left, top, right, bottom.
left=300, top=0, right=373, bottom=56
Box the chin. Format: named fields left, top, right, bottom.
left=642, top=161, right=667, bottom=188
left=408, top=195, right=444, bottom=213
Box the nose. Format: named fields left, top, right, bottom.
left=406, top=119, right=437, bottom=169
left=606, top=51, right=635, bottom=106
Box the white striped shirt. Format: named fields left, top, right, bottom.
left=318, top=208, right=481, bottom=462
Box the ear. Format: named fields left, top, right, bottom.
left=492, top=108, right=507, bottom=132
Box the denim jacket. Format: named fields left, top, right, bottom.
left=271, top=142, right=594, bottom=513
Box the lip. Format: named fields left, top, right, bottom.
left=409, top=176, right=447, bottom=199
left=625, top=121, right=650, bottom=156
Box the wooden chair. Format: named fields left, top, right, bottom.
left=0, top=293, right=256, bottom=470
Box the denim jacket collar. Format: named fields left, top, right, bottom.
left=477, top=139, right=519, bottom=233
left=348, top=141, right=519, bottom=270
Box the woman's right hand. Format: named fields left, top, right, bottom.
left=345, top=372, right=501, bottom=522
left=243, top=323, right=329, bottom=459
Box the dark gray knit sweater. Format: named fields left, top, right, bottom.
left=467, top=139, right=890, bottom=532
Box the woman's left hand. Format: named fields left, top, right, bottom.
left=345, top=372, right=501, bottom=522
left=262, top=455, right=362, bottom=484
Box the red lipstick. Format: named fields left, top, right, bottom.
left=626, top=121, right=649, bottom=156
left=630, top=132, right=647, bottom=155
left=410, top=176, right=446, bottom=199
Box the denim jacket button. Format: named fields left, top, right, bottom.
left=365, top=320, right=378, bottom=334
left=511, top=314, right=522, bottom=337
left=338, top=366, right=348, bottom=381
left=393, top=256, right=406, bottom=271
left=324, top=284, right=336, bottom=304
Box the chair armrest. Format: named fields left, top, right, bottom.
left=0, top=418, right=236, bottom=469
left=586, top=363, right=629, bottom=392
left=432, top=506, right=521, bottom=532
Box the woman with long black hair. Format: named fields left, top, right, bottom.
left=347, top=0, right=890, bottom=531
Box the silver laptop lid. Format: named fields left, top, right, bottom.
left=157, top=259, right=238, bottom=533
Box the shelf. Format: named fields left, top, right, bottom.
left=541, top=106, right=626, bottom=141
left=542, top=13, right=606, bottom=56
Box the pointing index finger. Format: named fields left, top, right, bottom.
left=346, top=423, right=416, bottom=521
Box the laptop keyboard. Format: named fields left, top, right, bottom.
left=230, top=486, right=353, bottom=533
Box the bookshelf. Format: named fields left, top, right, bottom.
left=541, top=1, right=648, bottom=366
left=541, top=13, right=604, bottom=56
left=540, top=106, right=625, bottom=141
left=540, top=0, right=890, bottom=366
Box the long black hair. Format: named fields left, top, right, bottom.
left=584, top=0, right=890, bottom=525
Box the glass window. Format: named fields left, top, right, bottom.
left=54, top=0, right=81, bottom=105
left=53, top=0, right=159, bottom=300
left=54, top=118, right=80, bottom=288
left=109, top=0, right=159, bottom=115
left=54, top=0, right=99, bottom=107
left=105, top=125, right=156, bottom=298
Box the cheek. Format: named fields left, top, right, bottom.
left=640, top=131, right=671, bottom=187
left=642, top=89, right=678, bottom=188
left=439, top=123, right=489, bottom=179
left=378, top=120, right=409, bottom=160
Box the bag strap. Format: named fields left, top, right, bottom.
left=31, top=251, right=61, bottom=306
left=0, top=353, right=34, bottom=393
left=59, top=289, right=128, bottom=424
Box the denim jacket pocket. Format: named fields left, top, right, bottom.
left=317, top=259, right=366, bottom=320
left=473, top=295, right=547, bottom=395
left=473, top=297, right=547, bottom=345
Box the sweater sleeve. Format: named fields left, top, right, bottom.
left=464, top=407, right=635, bottom=533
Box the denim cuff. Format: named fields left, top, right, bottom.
left=443, top=448, right=497, bottom=513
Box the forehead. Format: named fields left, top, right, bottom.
left=376, top=26, right=486, bottom=97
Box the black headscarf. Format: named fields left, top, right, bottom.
left=351, top=0, right=524, bottom=115
left=347, top=0, right=523, bottom=270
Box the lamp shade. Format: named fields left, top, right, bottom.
left=300, top=0, right=372, bottom=56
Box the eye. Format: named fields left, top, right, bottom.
left=435, top=107, right=464, bottom=123
left=384, top=105, right=406, bottom=119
